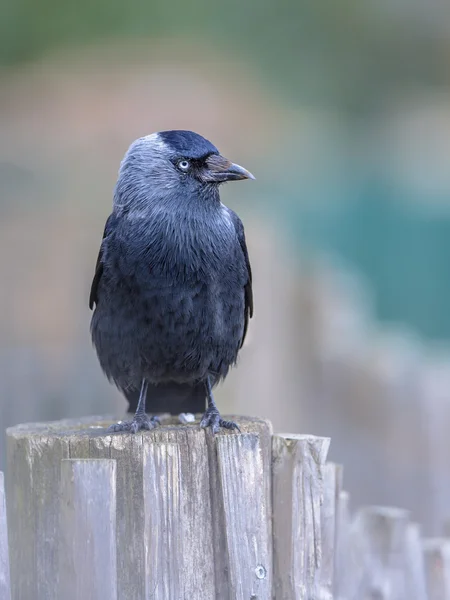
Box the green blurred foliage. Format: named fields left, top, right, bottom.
left=294, top=184, right=450, bottom=340
left=3, top=0, right=450, bottom=112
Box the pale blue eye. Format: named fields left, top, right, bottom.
left=177, top=160, right=190, bottom=172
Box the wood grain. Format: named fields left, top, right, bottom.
left=142, top=428, right=215, bottom=600
left=6, top=414, right=270, bottom=600
left=59, top=459, right=117, bottom=600
left=272, top=433, right=330, bottom=600
left=216, top=433, right=272, bottom=599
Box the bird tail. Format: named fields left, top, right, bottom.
left=124, top=381, right=206, bottom=416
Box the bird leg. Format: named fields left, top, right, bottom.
left=108, top=379, right=160, bottom=433
left=200, top=377, right=240, bottom=434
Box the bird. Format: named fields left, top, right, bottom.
left=89, top=130, right=254, bottom=434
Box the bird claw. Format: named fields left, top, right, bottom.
left=107, top=414, right=160, bottom=434
left=200, top=408, right=240, bottom=434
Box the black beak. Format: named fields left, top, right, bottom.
left=202, top=154, right=255, bottom=183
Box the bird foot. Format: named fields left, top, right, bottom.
left=107, top=413, right=160, bottom=434
left=200, top=407, right=240, bottom=434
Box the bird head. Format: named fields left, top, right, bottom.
left=114, top=130, right=254, bottom=214
left=160, top=130, right=255, bottom=184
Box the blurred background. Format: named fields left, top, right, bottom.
left=2, top=0, right=450, bottom=534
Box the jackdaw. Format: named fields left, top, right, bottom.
left=89, top=130, right=254, bottom=433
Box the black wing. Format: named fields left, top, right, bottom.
left=228, top=209, right=253, bottom=347
left=89, top=214, right=115, bottom=310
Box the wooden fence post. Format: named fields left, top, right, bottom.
left=59, top=459, right=117, bottom=600
left=5, top=414, right=440, bottom=600
left=6, top=414, right=272, bottom=600
left=272, top=433, right=330, bottom=599
left=348, top=506, right=413, bottom=600
left=7, top=419, right=74, bottom=600
left=142, top=429, right=215, bottom=600
left=0, top=471, right=11, bottom=600
left=404, top=523, right=427, bottom=600
left=318, top=462, right=342, bottom=599
left=423, top=538, right=450, bottom=600
left=334, top=490, right=351, bottom=600
left=215, top=433, right=272, bottom=599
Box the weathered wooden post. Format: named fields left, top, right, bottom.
left=6, top=414, right=272, bottom=600
left=423, top=538, right=450, bottom=600
left=334, top=489, right=351, bottom=600
left=142, top=432, right=215, bottom=599
left=272, top=433, right=330, bottom=599
left=59, top=459, right=117, bottom=600
left=0, top=471, right=11, bottom=600
left=213, top=433, right=272, bottom=598
left=318, top=462, right=342, bottom=600
left=404, top=523, right=427, bottom=600
left=347, top=505, right=429, bottom=600
left=5, top=413, right=440, bottom=599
